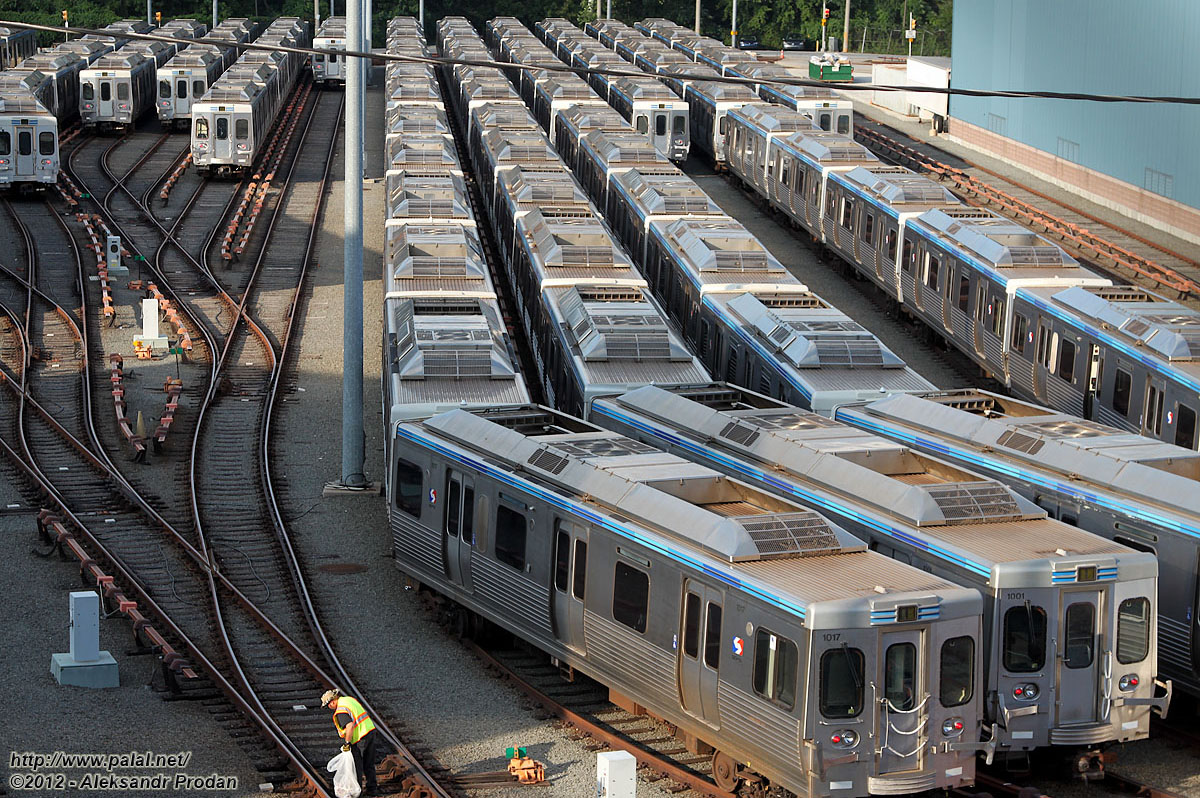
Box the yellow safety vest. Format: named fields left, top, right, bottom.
left=332, top=696, right=376, bottom=744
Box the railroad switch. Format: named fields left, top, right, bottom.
left=506, top=746, right=546, bottom=785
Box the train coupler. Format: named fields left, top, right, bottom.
left=1072, top=749, right=1104, bottom=782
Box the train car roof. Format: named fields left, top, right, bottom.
left=384, top=297, right=529, bottom=417
left=14, top=52, right=85, bottom=73
left=556, top=104, right=628, bottom=133
left=409, top=405, right=980, bottom=620
left=386, top=172, right=474, bottom=222
left=777, top=129, right=877, bottom=165
left=650, top=217, right=797, bottom=286
left=729, top=103, right=816, bottom=135
left=580, top=129, right=670, bottom=168
left=838, top=389, right=1200, bottom=525
left=833, top=164, right=960, bottom=209
left=598, top=385, right=1148, bottom=579
left=497, top=166, right=593, bottom=211
left=611, top=170, right=724, bottom=220
left=83, top=52, right=151, bottom=71
left=384, top=223, right=491, bottom=293
left=516, top=210, right=640, bottom=282
left=385, top=135, right=459, bottom=169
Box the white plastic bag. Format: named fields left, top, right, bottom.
left=327, top=750, right=362, bottom=798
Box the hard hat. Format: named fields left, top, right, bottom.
left=321, top=689, right=340, bottom=707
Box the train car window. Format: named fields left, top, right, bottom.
left=683, top=592, right=701, bottom=658
left=117, top=83, right=129, bottom=101
left=462, top=484, right=475, bottom=543
left=672, top=114, right=685, bottom=134
left=393, top=458, right=423, bottom=518
left=780, top=157, right=790, bottom=186
left=839, top=197, right=854, bottom=230
left=1057, top=339, right=1076, bottom=382
left=818, top=645, right=863, bottom=717
left=216, top=118, right=228, bottom=140
left=159, top=80, right=170, bottom=98
left=554, top=527, right=570, bottom=592
left=1113, top=368, right=1132, bottom=416
left=1064, top=602, right=1095, bottom=669
left=825, top=187, right=835, bottom=218
left=655, top=114, right=667, bottom=136
left=101, top=83, right=111, bottom=102
left=445, top=477, right=461, bottom=538
left=901, top=238, right=913, bottom=273
left=612, top=561, right=649, bottom=633
left=195, top=118, right=209, bottom=140
left=39, top=133, right=54, bottom=156
left=1002, top=604, right=1047, bottom=672
left=1011, top=314, right=1029, bottom=354
left=725, top=346, right=738, bottom=384
left=819, top=112, right=831, bottom=130
left=1176, top=403, right=1198, bottom=448
left=924, top=255, right=940, bottom=289
left=236, top=119, right=249, bottom=139
left=193, top=80, right=205, bottom=97
left=704, top=603, right=722, bottom=669
left=177, top=79, right=187, bottom=98
left=837, top=114, right=850, bottom=134
left=18, top=132, right=30, bottom=157
left=636, top=115, right=648, bottom=134
left=991, top=294, right=1005, bottom=336
left=719, top=115, right=728, bottom=135
left=494, top=501, right=527, bottom=571
left=1117, top=598, right=1151, bottom=664
left=884, top=642, right=917, bottom=711
left=884, top=229, right=896, bottom=261
left=957, top=276, right=970, bottom=313
left=862, top=212, right=873, bottom=245
left=754, top=629, right=800, bottom=709
left=1146, top=384, right=1164, bottom=436
left=82, top=84, right=94, bottom=101
left=940, top=636, right=974, bottom=707
left=572, top=539, right=587, bottom=600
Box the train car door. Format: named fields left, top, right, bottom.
left=212, top=112, right=233, bottom=161
left=14, top=125, right=34, bottom=177
left=1056, top=592, right=1102, bottom=726
left=175, top=77, right=188, bottom=118
left=551, top=521, right=587, bottom=654
left=441, top=470, right=474, bottom=590
left=98, top=78, right=113, bottom=119
left=875, top=627, right=925, bottom=775
left=653, top=111, right=669, bottom=156
left=677, top=580, right=722, bottom=727
left=1142, top=376, right=1167, bottom=440
left=1083, top=344, right=1101, bottom=419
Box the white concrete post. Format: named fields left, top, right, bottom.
left=596, top=751, right=636, bottom=798
left=69, top=591, right=100, bottom=662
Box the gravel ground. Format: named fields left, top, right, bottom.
left=684, top=160, right=982, bottom=390
left=271, top=76, right=680, bottom=798
left=0, top=461, right=264, bottom=798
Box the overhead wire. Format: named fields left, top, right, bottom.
left=4, top=18, right=1200, bottom=105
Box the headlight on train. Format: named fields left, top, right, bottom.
left=119, top=103, right=129, bottom=110
left=84, top=103, right=94, bottom=110
left=941, top=718, right=965, bottom=736
left=160, top=101, right=170, bottom=107
left=829, top=730, right=858, bottom=748
left=1013, top=683, right=1039, bottom=700
left=237, top=143, right=248, bottom=150
left=1118, top=674, right=1140, bottom=692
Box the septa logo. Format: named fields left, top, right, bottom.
left=429, top=488, right=437, bottom=504
left=732, top=636, right=744, bottom=656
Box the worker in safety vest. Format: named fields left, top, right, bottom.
left=322, top=688, right=379, bottom=794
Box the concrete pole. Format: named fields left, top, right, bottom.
left=212, top=0, right=217, bottom=31
left=694, top=0, right=700, bottom=33
left=315, top=0, right=320, bottom=31
left=596, top=0, right=601, bottom=21
left=821, top=1, right=826, bottom=51
left=365, top=0, right=372, bottom=49
left=842, top=0, right=850, bottom=52
left=730, top=0, right=737, bottom=47
left=147, top=0, right=152, bottom=26
left=418, top=0, right=424, bottom=31
left=341, top=0, right=366, bottom=487
left=606, top=0, right=611, bottom=20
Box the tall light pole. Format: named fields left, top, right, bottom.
left=147, top=0, right=152, bottom=25
left=821, top=1, right=827, bottom=51
left=212, top=0, right=217, bottom=30
left=694, top=0, right=700, bottom=33
left=340, top=0, right=366, bottom=488
left=842, top=0, right=850, bottom=52
left=606, top=0, right=611, bottom=20
left=730, top=0, right=737, bottom=47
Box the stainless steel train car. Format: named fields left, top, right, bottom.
left=80, top=52, right=156, bottom=129
left=12, top=52, right=87, bottom=122
left=594, top=383, right=1169, bottom=769
left=0, top=75, right=57, bottom=186
left=391, top=402, right=985, bottom=796
left=158, top=18, right=258, bottom=126
left=535, top=19, right=690, bottom=161
left=835, top=387, right=1200, bottom=698
left=192, top=17, right=312, bottom=175
left=312, top=16, right=347, bottom=85
left=442, top=17, right=710, bottom=418
left=0, top=26, right=37, bottom=70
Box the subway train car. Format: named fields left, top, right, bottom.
left=312, top=16, right=347, bottom=85
left=192, top=18, right=311, bottom=175
left=79, top=52, right=156, bottom=129
left=0, top=75, right=58, bottom=187
left=0, top=27, right=37, bottom=70
left=158, top=18, right=259, bottom=127
left=595, top=383, right=1169, bottom=771
left=391, top=403, right=985, bottom=796
left=836, top=388, right=1200, bottom=698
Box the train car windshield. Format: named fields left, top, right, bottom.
left=39, top=132, right=54, bottom=156
left=1116, top=597, right=1150, bottom=664
left=1003, top=604, right=1047, bottom=672
left=117, top=83, right=129, bottom=101
left=194, top=118, right=208, bottom=139
left=0, top=132, right=9, bottom=156
left=940, top=636, right=974, bottom=707
left=193, top=80, right=205, bottom=97
left=754, top=628, right=799, bottom=709
left=82, top=83, right=94, bottom=101
left=819, top=645, right=864, bottom=717
left=159, top=80, right=170, bottom=98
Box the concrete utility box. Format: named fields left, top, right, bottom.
left=51, top=591, right=119, bottom=688
left=596, top=751, right=636, bottom=798
left=106, top=235, right=128, bottom=275
left=134, top=296, right=169, bottom=351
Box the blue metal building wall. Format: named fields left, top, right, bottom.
left=950, top=0, right=1200, bottom=211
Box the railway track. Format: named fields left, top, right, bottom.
left=0, top=93, right=458, bottom=794
left=851, top=117, right=1200, bottom=300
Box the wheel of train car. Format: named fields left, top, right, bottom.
left=711, top=750, right=741, bottom=792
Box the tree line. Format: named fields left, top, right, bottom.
left=5, top=0, right=951, bottom=55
